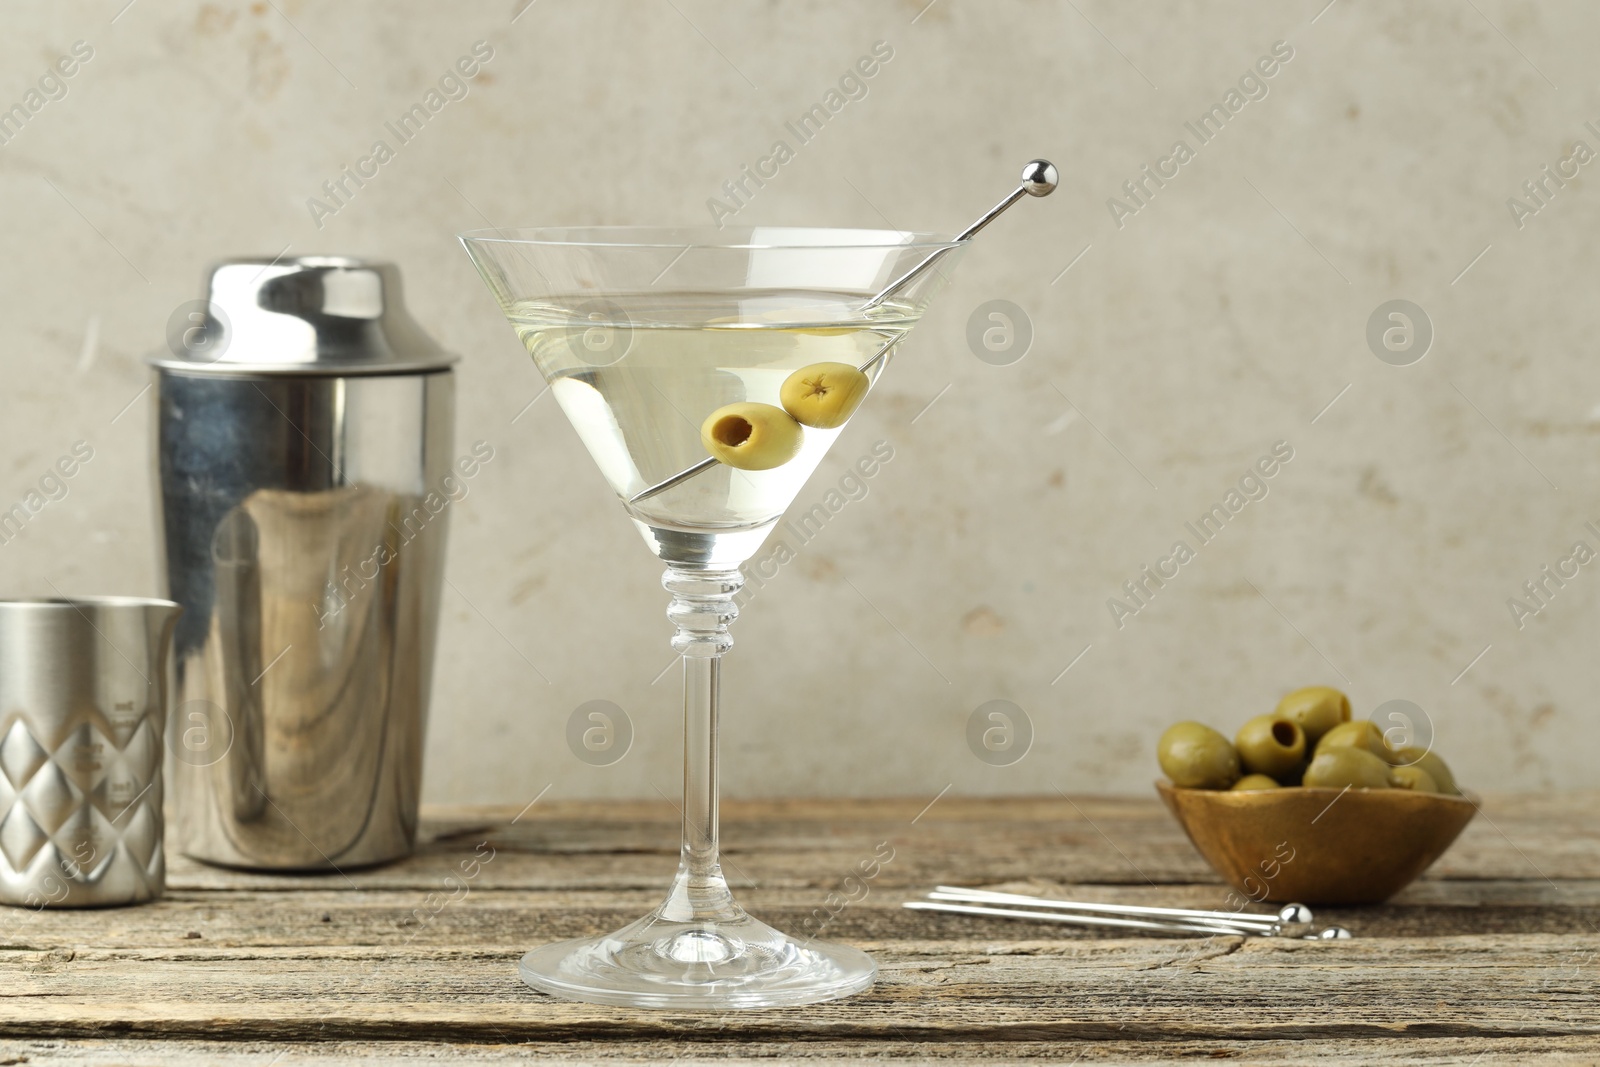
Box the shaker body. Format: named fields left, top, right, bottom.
left=156, top=368, right=454, bottom=869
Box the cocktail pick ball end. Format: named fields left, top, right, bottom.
left=1319, top=926, right=1354, bottom=940
left=1021, top=159, right=1058, bottom=196
left=1277, top=902, right=1314, bottom=925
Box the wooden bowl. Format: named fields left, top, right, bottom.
left=1156, top=780, right=1477, bottom=905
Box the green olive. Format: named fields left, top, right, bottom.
left=1234, top=715, right=1306, bottom=779
left=1315, top=720, right=1388, bottom=759
left=1157, top=722, right=1241, bottom=789
left=1274, top=686, right=1351, bottom=743
left=700, top=402, right=803, bottom=471
left=1231, top=773, right=1282, bottom=791
left=1389, top=765, right=1439, bottom=792
left=1302, top=747, right=1393, bottom=789
left=1387, top=747, right=1460, bottom=795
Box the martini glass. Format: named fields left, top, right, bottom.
left=460, top=227, right=965, bottom=1009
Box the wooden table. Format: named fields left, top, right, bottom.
left=4, top=794, right=1597, bottom=1064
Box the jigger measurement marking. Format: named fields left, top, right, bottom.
left=109, top=779, right=158, bottom=825
left=627, top=159, right=1058, bottom=506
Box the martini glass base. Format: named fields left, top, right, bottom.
left=519, top=908, right=876, bottom=1009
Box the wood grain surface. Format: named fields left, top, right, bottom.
left=1, top=794, right=1596, bottom=1064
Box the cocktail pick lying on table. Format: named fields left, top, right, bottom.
left=904, top=886, right=1354, bottom=940
left=627, top=159, right=1058, bottom=506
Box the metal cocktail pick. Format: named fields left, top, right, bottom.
left=858, top=159, right=1058, bottom=311
left=626, top=159, right=1059, bottom=506
left=904, top=886, right=1354, bottom=940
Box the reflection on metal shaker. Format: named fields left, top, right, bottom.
left=152, top=257, right=456, bottom=869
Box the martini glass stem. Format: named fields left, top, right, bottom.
left=663, top=566, right=744, bottom=923
left=682, top=654, right=723, bottom=882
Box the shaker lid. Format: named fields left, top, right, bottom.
left=149, top=256, right=458, bottom=376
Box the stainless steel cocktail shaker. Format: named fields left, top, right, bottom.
left=152, top=257, right=456, bottom=870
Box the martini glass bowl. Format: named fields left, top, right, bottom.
left=460, top=227, right=965, bottom=1009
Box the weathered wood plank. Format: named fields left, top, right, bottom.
left=9, top=1036, right=1600, bottom=1067
left=161, top=793, right=1600, bottom=892
left=2, top=937, right=1596, bottom=1042
left=6, top=1035, right=1599, bottom=1065
left=6, top=882, right=1600, bottom=951
left=1, top=795, right=1595, bottom=1062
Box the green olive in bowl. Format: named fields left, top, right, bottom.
left=1235, top=715, right=1306, bottom=779
left=1302, top=746, right=1393, bottom=789
left=1157, top=722, right=1240, bottom=789
left=1274, top=686, right=1350, bottom=744
left=1390, top=764, right=1439, bottom=792
left=1230, top=773, right=1282, bottom=791
left=1316, top=720, right=1388, bottom=759
left=1386, top=746, right=1460, bottom=795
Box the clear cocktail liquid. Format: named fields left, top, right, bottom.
left=510, top=291, right=917, bottom=565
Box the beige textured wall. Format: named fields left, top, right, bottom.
left=1, top=1, right=1595, bottom=804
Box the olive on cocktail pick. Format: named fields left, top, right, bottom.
left=634, top=159, right=1060, bottom=499
left=781, top=363, right=870, bottom=429
left=699, top=403, right=802, bottom=471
